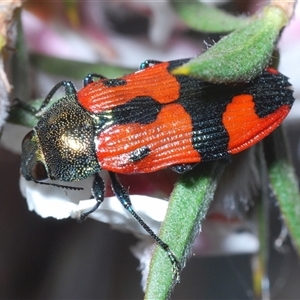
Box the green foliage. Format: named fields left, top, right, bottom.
left=171, top=1, right=248, bottom=33
left=266, top=128, right=300, bottom=253
left=145, top=162, right=226, bottom=299
left=172, top=5, right=288, bottom=82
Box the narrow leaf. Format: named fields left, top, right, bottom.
left=30, top=53, right=134, bottom=80
left=264, top=127, right=300, bottom=254
left=171, top=2, right=248, bottom=33
left=8, top=99, right=42, bottom=128
left=172, top=5, right=289, bottom=82
left=145, top=161, right=226, bottom=299
left=252, top=143, right=270, bottom=299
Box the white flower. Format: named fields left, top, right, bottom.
left=19, top=173, right=168, bottom=237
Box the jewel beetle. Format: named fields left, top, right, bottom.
left=20, top=58, right=295, bottom=279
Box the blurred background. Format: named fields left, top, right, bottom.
left=1, top=1, right=300, bottom=299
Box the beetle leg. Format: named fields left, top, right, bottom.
left=83, top=74, right=107, bottom=86
left=13, top=98, right=38, bottom=114
left=14, top=81, right=77, bottom=116
left=80, top=173, right=105, bottom=221
left=139, top=59, right=162, bottom=70
left=109, top=171, right=181, bottom=282
left=33, top=81, right=77, bottom=116
left=169, top=163, right=198, bottom=174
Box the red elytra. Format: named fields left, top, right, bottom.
left=74, top=60, right=294, bottom=173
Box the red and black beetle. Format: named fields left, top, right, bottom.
left=20, top=58, right=295, bottom=278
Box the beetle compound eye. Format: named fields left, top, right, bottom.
left=31, top=161, right=49, bottom=182
left=22, top=130, right=34, bottom=146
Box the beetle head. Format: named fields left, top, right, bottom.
left=21, top=129, right=49, bottom=182
left=20, top=96, right=101, bottom=183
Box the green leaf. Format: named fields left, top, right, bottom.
left=171, top=2, right=248, bottom=33
left=264, top=128, right=300, bottom=254
left=172, top=5, right=288, bottom=82
left=11, top=15, right=31, bottom=102
left=30, top=53, right=135, bottom=80
left=145, top=161, right=226, bottom=299
left=8, top=99, right=43, bottom=128
left=252, top=143, right=270, bottom=299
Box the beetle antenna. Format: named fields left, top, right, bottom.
left=34, top=181, right=84, bottom=191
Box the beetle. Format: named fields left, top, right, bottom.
left=20, top=58, right=294, bottom=279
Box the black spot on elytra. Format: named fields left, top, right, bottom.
left=176, top=75, right=231, bottom=161
left=111, top=96, right=162, bottom=125
left=128, top=146, right=151, bottom=162
left=244, top=70, right=294, bottom=118
left=167, top=58, right=190, bottom=72
left=102, top=78, right=127, bottom=87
